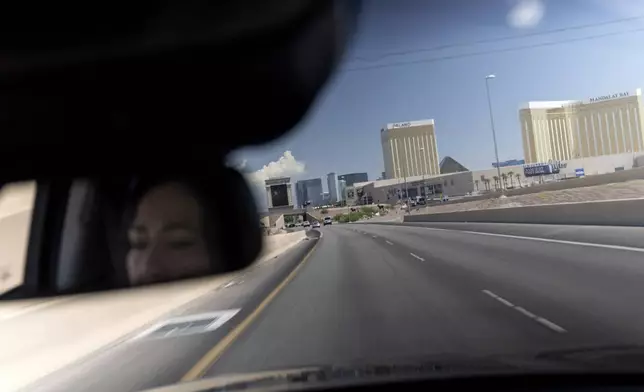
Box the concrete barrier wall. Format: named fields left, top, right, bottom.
left=259, top=230, right=306, bottom=261
left=404, top=198, right=644, bottom=226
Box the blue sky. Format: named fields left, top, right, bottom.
left=235, top=0, right=644, bottom=196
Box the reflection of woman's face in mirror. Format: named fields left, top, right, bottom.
left=126, top=182, right=211, bottom=285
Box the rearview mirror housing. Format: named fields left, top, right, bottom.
left=0, top=166, right=262, bottom=299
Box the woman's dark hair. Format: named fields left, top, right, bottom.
left=125, top=176, right=225, bottom=273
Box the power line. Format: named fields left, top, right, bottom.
left=344, top=26, right=644, bottom=73
left=352, top=15, right=644, bottom=62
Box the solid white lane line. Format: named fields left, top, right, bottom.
left=385, top=240, right=394, bottom=245
left=419, top=226, right=644, bottom=253
left=482, top=290, right=566, bottom=333
left=410, top=253, right=425, bottom=262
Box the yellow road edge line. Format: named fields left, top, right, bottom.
left=181, top=238, right=321, bottom=381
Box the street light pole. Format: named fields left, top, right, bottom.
left=485, top=74, right=503, bottom=191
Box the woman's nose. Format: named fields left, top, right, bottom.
left=137, top=243, right=168, bottom=284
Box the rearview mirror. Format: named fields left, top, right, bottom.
left=0, top=169, right=263, bottom=299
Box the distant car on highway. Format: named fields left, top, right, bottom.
left=323, top=216, right=332, bottom=226
left=312, top=221, right=321, bottom=228
left=302, top=221, right=311, bottom=227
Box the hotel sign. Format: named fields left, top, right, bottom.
left=523, top=160, right=567, bottom=177
left=392, top=122, right=412, bottom=129
left=387, top=119, right=435, bottom=130
left=589, top=91, right=629, bottom=103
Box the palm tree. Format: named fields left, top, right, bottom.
left=515, top=173, right=521, bottom=188
left=501, top=173, right=508, bottom=188
left=493, top=176, right=499, bottom=190
left=480, top=175, right=487, bottom=191
left=507, top=171, right=515, bottom=188
left=474, top=179, right=479, bottom=191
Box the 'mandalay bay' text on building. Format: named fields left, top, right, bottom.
left=520, top=89, right=644, bottom=164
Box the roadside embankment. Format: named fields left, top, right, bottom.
left=259, top=230, right=307, bottom=261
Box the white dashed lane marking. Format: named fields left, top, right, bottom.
left=385, top=240, right=394, bottom=245
left=482, top=290, right=566, bottom=333
left=410, top=253, right=425, bottom=262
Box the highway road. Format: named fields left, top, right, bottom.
left=204, top=223, right=644, bottom=376
left=22, top=223, right=644, bottom=391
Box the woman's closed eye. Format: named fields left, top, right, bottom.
left=167, top=237, right=197, bottom=249
left=163, top=225, right=199, bottom=250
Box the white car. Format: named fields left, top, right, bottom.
left=312, top=221, right=321, bottom=228
left=323, top=216, right=332, bottom=226
left=302, top=221, right=311, bottom=227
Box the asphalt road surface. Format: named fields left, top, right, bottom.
left=24, top=223, right=644, bottom=391
left=204, top=223, right=644, bottom=376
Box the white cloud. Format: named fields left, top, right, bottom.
left=247, top=151, right=306, bottom=185
left=248, top=151, right=306, bottom=186
left=508, top=0, right=545, bottom=29
left=244, top=151, right=306, bottom=211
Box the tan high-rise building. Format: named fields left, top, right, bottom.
left=520, top=89, right=644, bottom=163
left=381, top=119, right=440, bottom=179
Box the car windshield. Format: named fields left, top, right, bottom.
left=7, top=1, right=644, bottom=391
